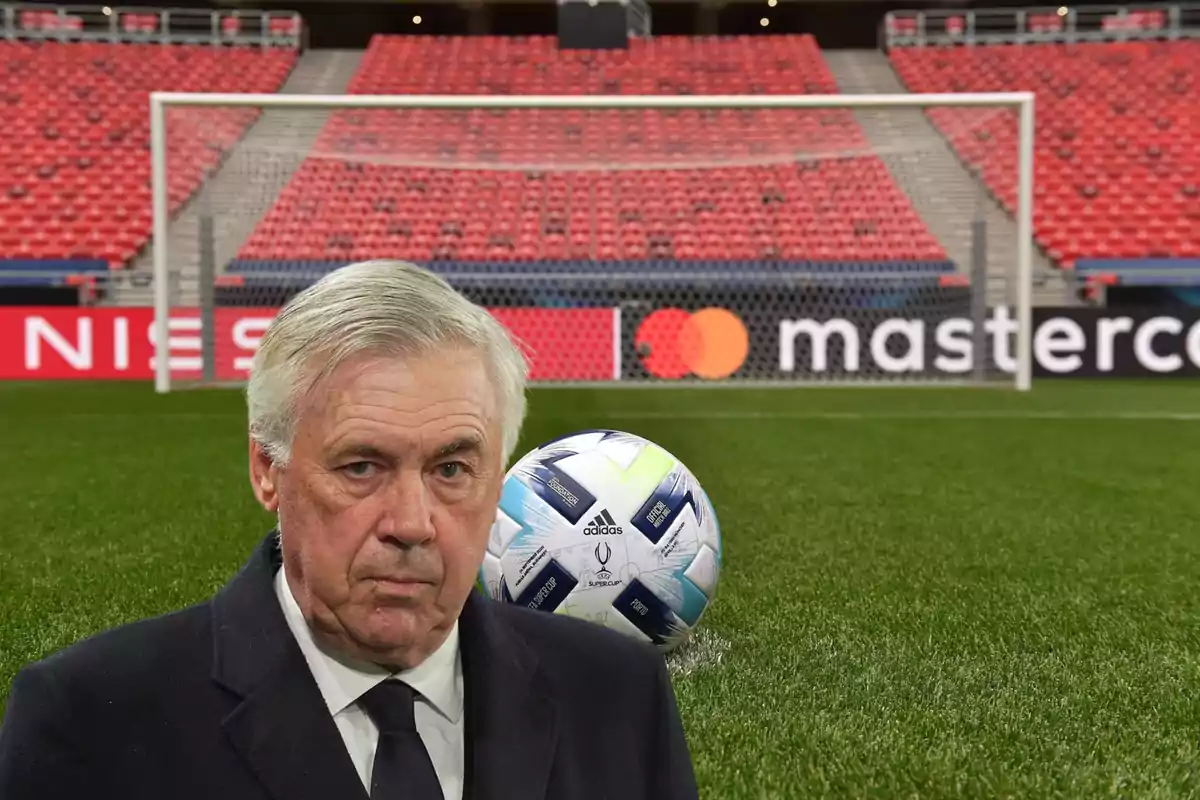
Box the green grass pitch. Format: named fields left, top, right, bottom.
left=2, top=380, right=1199, bottom=798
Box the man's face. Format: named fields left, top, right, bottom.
left=250, top=347, right=504, bottom=669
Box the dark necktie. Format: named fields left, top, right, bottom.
left=358, top=680, right=444, bottom=800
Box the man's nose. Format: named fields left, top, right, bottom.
left=376, top=468, right=436, bottom=547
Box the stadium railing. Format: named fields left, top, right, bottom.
left=0, top=3, right=304, bottom=49
left=883, top=2, right=1200, bottom=48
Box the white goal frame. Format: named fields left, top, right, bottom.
left=149, top=91, right=1036, bottom=392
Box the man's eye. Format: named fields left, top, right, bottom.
left=436, top=462, right=466, bottom=480
left=342, top=462, right=377, bottom=478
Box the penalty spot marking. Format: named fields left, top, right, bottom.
left=666, top=627, right=731, bottom=678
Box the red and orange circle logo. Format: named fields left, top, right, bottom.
left=634, top=307, right=750, bottom=380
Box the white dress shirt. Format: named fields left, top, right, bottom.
left=274, top=567, right=465, bottom=800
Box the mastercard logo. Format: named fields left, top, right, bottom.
left=634, top=307, right=750, bottom=380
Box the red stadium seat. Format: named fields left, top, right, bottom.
left=0, top=41, right=297, bottom=268
left=239, top=35, right=945, bottom=264
left=890, top=40, right=1199, bottom=267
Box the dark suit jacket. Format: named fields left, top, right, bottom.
left=0, top=533, right=698, bottom=800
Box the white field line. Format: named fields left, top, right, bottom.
left=17, top=410, right=1200, bottom=422
left=557, top=410, right=1200, bottom=421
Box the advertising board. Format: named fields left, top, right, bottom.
left=0, top=307, right=619, bottom=381
left=5, top=303, right=1199, bottom=382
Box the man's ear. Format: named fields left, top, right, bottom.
left=249, top=438, right=281, bottom=513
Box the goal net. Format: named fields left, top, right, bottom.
left=149, top=93, right=1035, bottom=390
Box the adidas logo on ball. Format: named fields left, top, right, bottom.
left=583, top=508, right=623, bottom=536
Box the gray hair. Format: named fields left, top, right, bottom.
left=247, top=259, right=529, bottom=467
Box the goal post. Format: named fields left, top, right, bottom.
left=149, top=91, right=1036, bottom=392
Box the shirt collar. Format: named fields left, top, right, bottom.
left=274, top=566, right=463, bottom=724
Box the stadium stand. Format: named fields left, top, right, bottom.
left=231, top=35, right=953, bottom=279
left=14, top=4, right=1197, bottom=297
left=890, top=40, right=1200, bottom=271
left=0, top=14, right=298, bottom=286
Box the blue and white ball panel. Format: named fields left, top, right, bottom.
left=630, top=496, right=710, bottom=626
left=558, top=595, right=654, bottom=643
left=511, top=557, right=578, bottom=611
left=513, top=448, right=597, bottom=526
left=491, top=478, right=581, bottom=603
left=631, top=464, right=700, bottom=545
left=612, top=579, right=692, bottom=648
left=588, top=430, right=652, bottom=472
left=488, top=505, right=524, bottom=557
left=480, top=490, right=532, bottom=601
left=684, top=488, right=722, bottom=603
left=683, top=545, right=720, bottom=601
left=696, top=486, right=723, bottom=559
left=533, top=429, right=648, bottom=472
left=541, top=444, right=675, bottom=526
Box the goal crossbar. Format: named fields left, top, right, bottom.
left=149, top=90, right=1036, bottom=392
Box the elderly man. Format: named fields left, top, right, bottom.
left=0, top=260, right=698, bottom=800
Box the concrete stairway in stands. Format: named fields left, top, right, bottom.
left=822, top=49, right=1075, bottom=307
left=114, top=49, right=363, bottom=307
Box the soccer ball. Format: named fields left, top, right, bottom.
left=479, top=429, right=723, bottom=653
